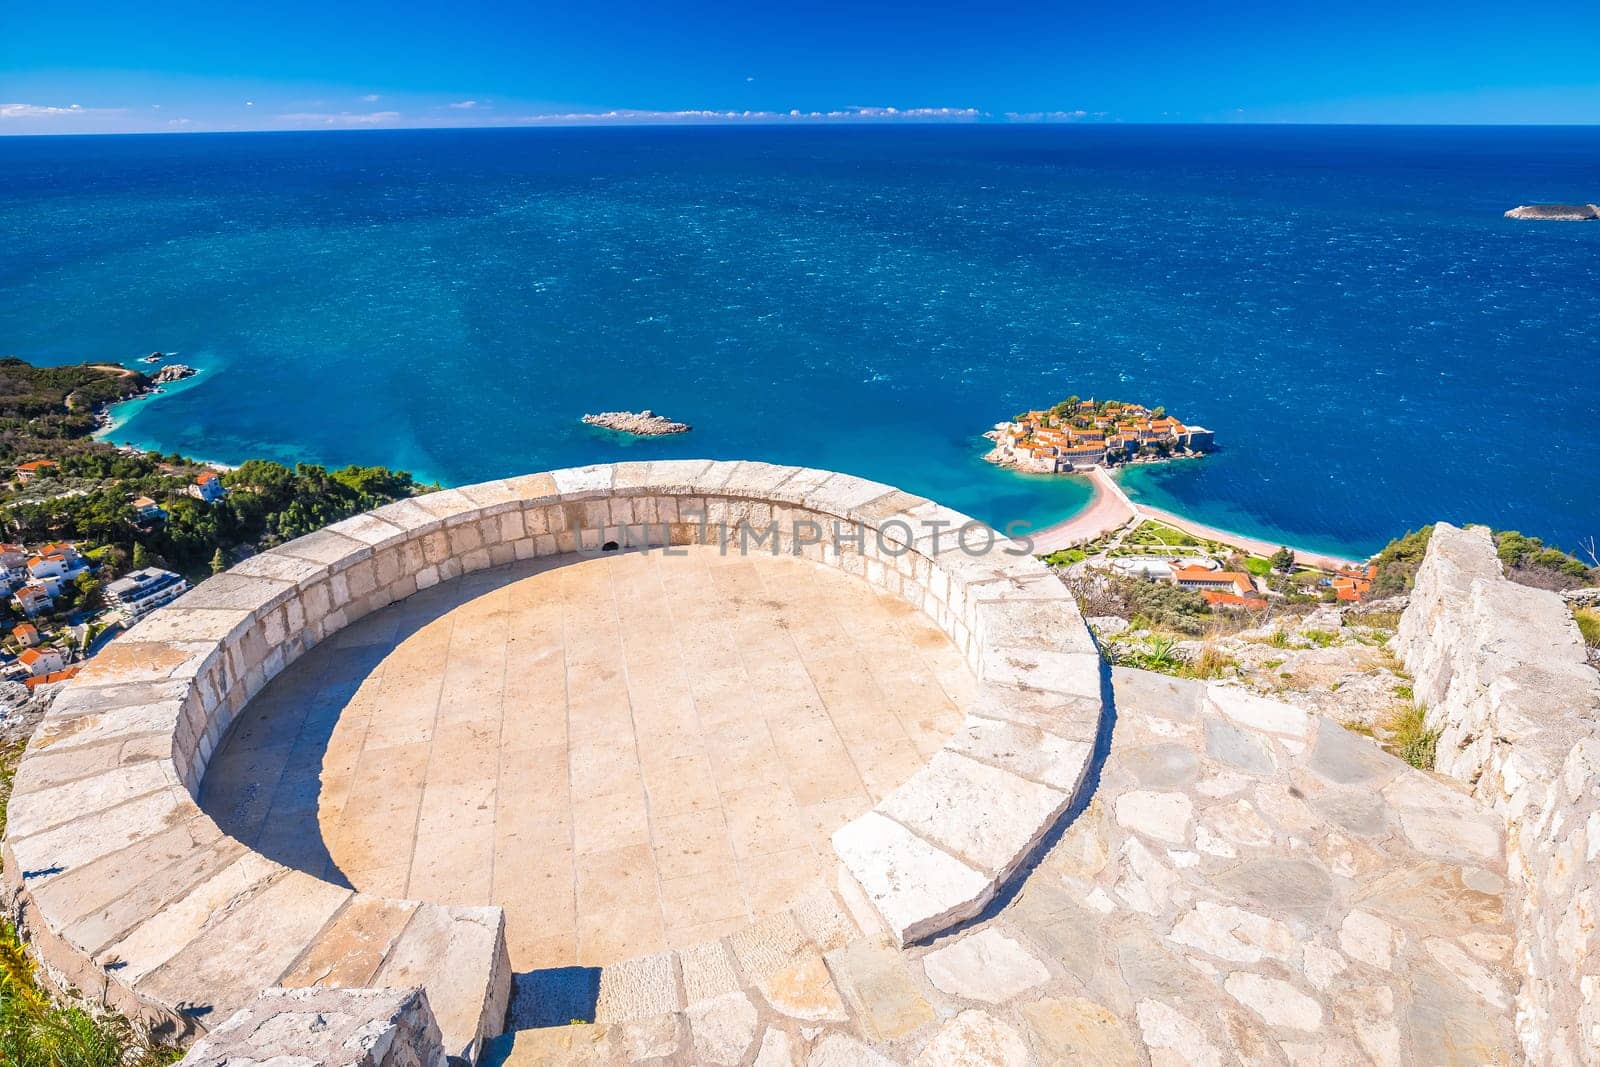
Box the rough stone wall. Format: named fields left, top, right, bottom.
left=1394, top=522, right=1600, bottom=1064
left=177, top=986, right=447, bottom=1067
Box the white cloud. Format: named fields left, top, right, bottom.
left=447, top=99, right=479, bottom=109
left=245, top=100, right=255, bottom=107
left=1003, top=109, right=1091, bottom=122
left=0, top=102, right=124, bottom=119
left=511, top=105, right=984, bottom=125
left=362, top=93, right=381, bottom=103
left=275, top=110, right=402, bottom=126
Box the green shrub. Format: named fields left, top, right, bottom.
left=1302, top=628, right=1339, bottom=648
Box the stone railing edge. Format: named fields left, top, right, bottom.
left=1, top=460, right=1106, bottom=1049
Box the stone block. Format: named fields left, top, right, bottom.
left=879, top=751, right=1069, bottom=877
left=980, top=646, right=1103, bottom=701
left=279, top=895, right=423, bottom=989
left=176, top=985, right=447, bottom=1067
left=134, top=868, right=351, bottom=1022
left=594, top=951, right=683, bottom=1023
left=971, top=596, right=1098, bottom=657
left=326, top=511, right=410, bottom=550
left=8, top=785, right=189, bottom=889
left=948, top=715, right=1094, bottom=794
left=550, top=464, right=615, bottom=498
left=832, top=811, right=991, bottom=948
left=1204, top=685, right=1310, bottom=740
left=371, top=905, right=511, bottom=1061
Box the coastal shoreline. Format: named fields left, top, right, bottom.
left=1028, top=467, right=1136, bottom=552
left=1027, top=465, right=1366, bottom=569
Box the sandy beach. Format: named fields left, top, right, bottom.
left=1028, top=467, right=1136, bottom=553
left=1027, top=466, right=1365, bottom=570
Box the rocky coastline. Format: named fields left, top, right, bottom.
left=1504, top=203, right=1599, bottom=221
left=91, top=358, right=197, bottom=435
left=580, top=409, right=691, bottom=436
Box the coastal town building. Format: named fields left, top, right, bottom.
left=13, top=583, right=53, bottom=617
left=190, top=470, right=228, bottom=502
left=985, top=398, right=1215, bottom=474
left=105, top=566, right=189, bottom=620
left=1170, top=566, right=1257, bottom=596
left=131, top=495, right=168, bottom=524
left=25, top=542, right=88, bottom=594
left=1331, top=563, right=1378, bottom=602
left=1200, top=589, right=1269, bottom=610
left=11, top=622, right=41, bottom=648
left=16, top=645, right=66, bottom=677
left=0, top=542, right=27, bottom=586
left=12, top=458, right=59, bottom=484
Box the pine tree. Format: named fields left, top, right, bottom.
left=209, top=548, right=226, bottom=575
left=131, top=542, right=151, bottom=570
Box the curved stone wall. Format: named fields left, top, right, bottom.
left=1394, top=522, right=1600, bottom=1066
left=1, top=461, right=1103, bottom=1055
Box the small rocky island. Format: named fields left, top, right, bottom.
left=152, top=363, right=197, bottom=384
left=1504, top=203, right=1599, bottom=221
left=985, top=395, right=1214, bottom=473
left=581, top=409, right=691, bottom=436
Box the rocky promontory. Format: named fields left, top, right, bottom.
left=1504, top=203, right=1599, bottom=221
left=152, top=363, right=197, bottom=384
left=580, top=409, right=691, bottom=436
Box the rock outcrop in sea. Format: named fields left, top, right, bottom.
left=1504, top=203, right=1599, bottom=221
left=580, top=409, right=690, bottom=436
left=152, top=363, right=197, bottom=384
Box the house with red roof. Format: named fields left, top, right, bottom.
left=1171, top=567, right=1257, bottom=597
left=17, top=646, right=66, bottom=677
left=13, top=459, right=58, bottom=484
left=190, top=470, right=228, bottom=503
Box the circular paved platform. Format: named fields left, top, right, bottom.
left=200, top=546, right=974, bottom=970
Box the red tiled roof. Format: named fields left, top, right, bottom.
left=1201, top=590, right=1268, bottom=609
left=24, top=667, right=79, bottom=689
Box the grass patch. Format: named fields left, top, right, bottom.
left=1040, top=548, right=1087, bottom=567
left=1356, top=610, right=1401, bottom=630
left=1342, top=720, right=1376, bottom=738
left=1383, top=704, right=1439, bottom=770
left=1125, top=521, right=1199, bottom=548
left=1575, top=608, right=1600, bottom=649
left=1392, top=684, right=1414, bottom=702
left=1260, top=658, right=1284, bottom=670
left=1265, top=630, right=1293, bottom=649
left=1243, top=556, right=1272, bottom=577
left=1301, top=628, right=1339, bottom=648
left=1179, top=644, right=1237, bottom=680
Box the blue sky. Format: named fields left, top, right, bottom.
left=5, top=1, right=1599, bottom=133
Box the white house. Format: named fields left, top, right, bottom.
left=17, top=646, right=66, bottom=677
left=25, top=543, right=88, bottom=594
left=189, top=471, right=228, bottom=503
left=105, top=567, right=189, bottom=620
left=13, top=583, right=53, bottom=617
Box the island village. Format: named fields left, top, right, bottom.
left=984, top=396, right=1216, bottom=474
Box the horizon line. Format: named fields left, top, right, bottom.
left=5, top=118, right=1600, bottom=139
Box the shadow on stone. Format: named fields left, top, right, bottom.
left=507, top=965, right=602, bottom=1029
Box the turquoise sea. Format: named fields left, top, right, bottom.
left=2, top=126, right=1597, bottom=557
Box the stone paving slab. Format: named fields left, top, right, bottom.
left=490, top=665, right=1519, bottom=1066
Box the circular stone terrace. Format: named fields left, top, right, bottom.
left=201, top=546, right=977, bottom=969
left=2, top=462, right=1103, bottom=1060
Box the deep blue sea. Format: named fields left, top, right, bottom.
left=3, top=125, right=1597, bottom=557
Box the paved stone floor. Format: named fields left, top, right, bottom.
left=486, top=666, right=1521, bottom=1065
left=200, top=547, right=972, bottom=971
